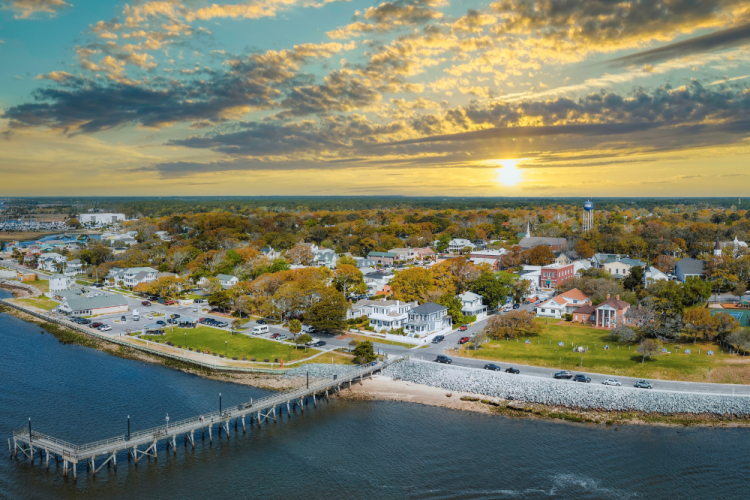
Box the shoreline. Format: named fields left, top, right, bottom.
left=341, top=376, right=750, bottom=428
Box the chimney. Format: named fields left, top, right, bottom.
left=616, top=294, right=620, bottom=300
left=606, top=293, right=611, bottom=299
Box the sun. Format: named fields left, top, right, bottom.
left=493, top=159, right=523, bottom=186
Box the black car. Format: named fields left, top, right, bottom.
left=79, top=318, right=91, bottom=325
left=256, top=319, right=266, bottom=325
left=512, top=303, right=521, bottom=309
left=573, top=374, right=591, bottom=383
left=432, top=335, right=445, bottom=344
left=484, top=363, right=502, bottom=371
left=156, top=320, right=166, bottom=326
left=313, top=341, right=326, bottom=347
left=505, top=367, right=520, bottom=374
left=435, top=355, right=453, bottom=364
left=554, top=371, right=573, bottom=379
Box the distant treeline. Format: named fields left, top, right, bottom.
left=3, top=196, right=743, bottom=218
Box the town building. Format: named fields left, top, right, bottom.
left=216, top=274, right=239, bottom=288
left=368, top=252, right=397, bottom=266
left=363, top=271, right=394, bottom=295
left=404, top=302, right=452, bottom=336
left=78, top=213, right=128, bottom=225
left=448, top=239, right=475, bottom=253
left=260, top=246, right=281, bottom=260
left=59, top=294, right=129, bottom=317
left=535, top=288, right=591, bottom=318
left=64, top=259, right=82, bottom=276
left=457, top=291, right=488, bottom=320
left=49, top=274, right=74, bottom=293
left=313, top=248, right=338, bottom=269
left=602, top=256, right=647, bottom=279
left=675, top=258, right=706, bottom=282
left=540, top=263, right=575, bottom=288
left=107, top=267, right=158, bottom=288
left=518, top=222, right=567, bottom=251
left=388, top=248, right=417, bottom=261
left=347, top=298, right=416, bottom=330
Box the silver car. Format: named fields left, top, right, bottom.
left=602, top=378, right=621, bottom=386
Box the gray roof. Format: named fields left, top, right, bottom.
left=411, top=302, right=447, bottom=314
left=519, top=237, right=567, bottom=249
left=64, top=294, right=128, bottom=312
left=56, top=289, right=83, bottom=300
left=677, top=258, right=706, bottom=276
left=216, top=274, right=237, bottom=281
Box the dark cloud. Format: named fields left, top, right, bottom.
left=276, top=70, right=381, bottom=117
left=327, top=0, right=444, bottom=39
left=607, top=22, right=750, bottom=66
left=491, top=0, right=745, bottom=48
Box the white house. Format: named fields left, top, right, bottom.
left=535, top=288, right=592, bottom=318
left=107, top=267, right=158, bottom=288
left=448, top=239, right=475, bottom=253
left=78, top=213, right=127, bottom=225
left=260, top=246, right=281, bottom=260
left=216, top=274, right=239, bottom=288
left=49, top=274, right=73, bottom=294
left=363, top=271, right=394, bottom=295
left=348, top=298, right=416, bottom=331
left=38, top=252, right=66, bottom=272
left=457, top=291, right=488, bottom=320
left=644, top=266, right=670, bottom=285
left=404, top=302, right=452, bottom=336
left=64, top=259, right=82, bottom=277
left=313, top=248, right=338, bottom=269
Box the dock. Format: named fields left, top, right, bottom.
left=9, top=357, right=399, bottom=479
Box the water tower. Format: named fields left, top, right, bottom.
left=582, top=200, right=594, bottom=232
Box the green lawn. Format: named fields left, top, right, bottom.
left=25, top=280, right=49, bottom=293
left=459, top=321, right=750, bottom=383
left=141, top=326, right=320, bottom=362
left=345, top=333, right=417, bottom=349
left=13, top=296, right=59, bottom=311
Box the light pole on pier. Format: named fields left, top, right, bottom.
left=165, top=413, right=169, bottom=434
left=219, top=393, right=222, bottom=414
left=127, top=415, right=130, bottom=441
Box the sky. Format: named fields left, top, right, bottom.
left=0, top=0, right=749, bottom=197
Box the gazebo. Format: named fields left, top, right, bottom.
left=143, top=323, right=164, bottom=334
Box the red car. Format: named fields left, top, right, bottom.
left=141, top=301, right=151, bottom=306
left=270, top=333, right=281, bottom=339
left=164, top=300, right=176, bottom=306
left=90, top=322, right=104, bottom=329
left=459, top=325, right=468, bottom=331
left=459, top=336, right=470, bottom=344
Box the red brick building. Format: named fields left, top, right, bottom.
left=540, top=263, right=575, bottom=288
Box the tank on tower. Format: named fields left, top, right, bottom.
left=582, top=200, right=594, bottom=231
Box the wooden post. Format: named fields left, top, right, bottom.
left=73, top=461, right=76, bottom=480
left=313, top=394, right=317, bottom=407
left=63, top=460, right=68, bottom=477
left=45, top=449, right=50, bottom=469
left=242, top=416, right=246, bottom=432
left=113, top=452, right=116, bottom=471
left=287, top=402, right=291, bottom=417
left=172, top=435, right=176, bottom=454
left=191, top=430, right=195, bottom=449
left=208, top=425, right=212, bottom=444
left=91, top=456, right=96, bottom=476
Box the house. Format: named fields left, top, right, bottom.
left=413, top=247, right=436, bottom=260
left=591, top=253, right=621, bottom=268
left=348, top=298, right=416, bottom=330
left=470, top=249, right=507, bottom=260
left=591, top=295, right=631, bottom=329
left=52, top=289, right=83, bottom=302
left=313, top=248, right=338, bottom=269
left=554, top=252, right=572, bottom=266
left=64, top=259, right=82, bottom=277
left=368, top=252, right=397, bottom=266
left=518, top=267, right=541, bottom=289
left=388, top=248, right=417, bottom=261
left=470, top=257, right=499, bottom=270
left=715, top=236, right=748, bottom=257
left=352, top=256, right=377, bottom=268
left=644, top=266, right=670, bottom=285
left=17, top=271, right=38, bottom=282
left=472, top=239, right=488, bottom=250
left=155, top=231, right=172, bottom=241
left=107, top=267, right=158, bottom=288
left=675, top=258, right=706, bottom=282
left=457, top=291, right=487, bottom=320
left=404, top=302, right=452, bottom=336
left=260, top=246, right=281, bottom=260
left=602, top=256, right=647, bottom=279
left=572, top=304, right=597, bottom=323
left=363, top=271, right=394, bottom=295
left=49, top=274, right=73, bottom=294
left=518, top=237, right=567, bottom=251
left=535, top=288, right=592, bottom=318
left=558, top=289, right=591, bottom=312
left=448, top=239, right=475, bottom=253
left=59, top=294, right=129, bottom=317
left=37, top=252, right=66, bottom=272
left=540, top=263, right=575, bottom=288
left=216, top=274, right=239, bottom=288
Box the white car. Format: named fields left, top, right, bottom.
left=602, top=378, right=621, bottom=386
left=99, top=325, right=112, bottom=332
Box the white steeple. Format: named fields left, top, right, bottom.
left=525, top=221, right=531, bottom=238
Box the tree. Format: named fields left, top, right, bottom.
left=683, top=308, right=716, bottom=343
left=527, top=245, right=555, bottom=266
left=391, top=267, right=434, bottom=302
left=683, top=276, right=712, bottom=305
left=726, top=329, right=750, bottom=356
left=338, top=255, right=357, bottom=267
left=333, top=264, right=365, bottom=296
left=305, top=287, right=347, bottom=332
left=509, top=279, right=531, bottom=305
left=622, top=266, right=644, bottom=291
left=638, top=338, right=661, bottom=363
left=65, top=218, right=82, bottom=228
left=134, top=276, right=188, bottom=299
left=286, top=244, right=315, bottom=265
left=352, top=340, right=377, bottom=364
left=295, top=333, right=313, bottom=348
left=288, top=319, right=302, bottom=340
left=714, top=312, right=740, bottom=340
left=234, top=295, right=252, bottom=318
left=483, top=310, right=539, bottom=339
left=432, top=257, right=480, bottom=294
left=208, top=289, right=233, bottom=312
left=574, top=240, right=594, bottom=259
left=732, top=281, right=747, bottom=302
left=609, top=324, right=636, bottom=342
left=437, top=292, right=465, bottom=326
left=470, top=271, right=509, bottom=310
left=200, top=277, right=222, bottom=295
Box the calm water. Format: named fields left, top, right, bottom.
left=1, top=289, right=748, bottom=500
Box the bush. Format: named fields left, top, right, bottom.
left=564, top=313, right=573, bottom=321
left=364, top=325, right=375, bottom=332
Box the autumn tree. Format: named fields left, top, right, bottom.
left=683, top=308, right=716, bottom=343
left=286, top=243, right=315, bottom=265
left=509, top=279, right=531, bottom=305
left=352, top=340, right=377, bottom=364
left=714, top=312, right=740, bottom=340
left=527, top=245, right=555, bottom=266
left=288, top=319, right=302, bottom=340
left=638, top=338, right=661, bottom=363
left=470, top=271, right=510, bottom=310
left=134, top=276, right=188, bottom=299
left=338, top=255, right=357, bottom=267
left=305, top=287, right=347, bottom=332
left=483, top=310, right=539, bottom=339
left=575, top=240, right=594, bottom=259
left=391, top=267, right=435, bottom=302
left=333, top=264, right=366, bottom=296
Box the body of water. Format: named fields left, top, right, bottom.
left=1, top=289, right=748, bottom=500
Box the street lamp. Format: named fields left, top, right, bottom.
left=127, top=415, right=130, bottom=441
left=219, top=393, right=222, bottom=413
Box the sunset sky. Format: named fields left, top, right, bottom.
left=1, top=0, right=749, bottom=196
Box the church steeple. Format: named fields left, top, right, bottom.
left=525, top=221, right=531, bottom=238
left=714, top=239, right=722, bottom=257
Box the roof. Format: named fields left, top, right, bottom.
left=216, top=274, right=237, bottom=281
left=368, top=251, right=397, bottom=258
left=364, top=272, right=392, bottom=279
left=595, top=297, right=630, bottom=311
left=64, top=294, right=128, bottom=312
left=575, top=304, right=597, bottom=314
left=49, top=273, right=68, bottom=280
left=519, top=237, right=567, bottom=249
left=458, top=291, right=482, bottom=302
left=561, top=288, right=590, bottom=301
left=677, top=257, right=706, bottom=276
left=538, top=296, right=566, bottom=308
left=411, top=302, right=447, bottom=314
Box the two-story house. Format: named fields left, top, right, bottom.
left=540, top=263, right=575, bottom=288
left=368, top=252, right=397, bottom=266
left=448, top=239, right=475, bottom=253
left=64, top=259, right=82, bottom=277
left=49, top=274, right=74, bottom=294
left=314, top=248, right=338, bottom=269
left=37, top=252, right=66, bottom=272
left=457, top=291, right=488, bottom=320
left=348, top=298, right=416, bottom=331
left=216, top=274, right=239, bottom=288
left=535, top=288, right=592, bottom=318
left=363, top=271, right=394, bottom=295
left=108, top=267, right=158, bottom=288
left=602, top=256, right=647, bottom=279
left=404, top=302, right=452, bottom=336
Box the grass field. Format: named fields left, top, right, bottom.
left=141, top=326, right=320, bottom=362
left=344, top=333, right=416, bottom=349
left=457, top=320, right=750, bottom=383
left=25, top=280, right=50, bottom=293
left=13, top=296, right=59, bottom=311
left=0, top=232, right=60, bottom=242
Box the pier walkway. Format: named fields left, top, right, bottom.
left=9, top=357, right=399, bottom=479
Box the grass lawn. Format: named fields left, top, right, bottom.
left=344, top=333, right=417, bottom=349
left=295, top=351, right=357, bottom=366
left=496, top=271, right=520, bottom=280
left=457, top=320, right=750, bottom=383
left=26, top=280, right=49, bottom=293
left=13, top=296, right=59, bottom=311
left=141, top=326, right=320, bottom=362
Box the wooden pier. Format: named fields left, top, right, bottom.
left=9, top=358, right=398, bottom=479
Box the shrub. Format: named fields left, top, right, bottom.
left=564, top=313, right=573, bottom=321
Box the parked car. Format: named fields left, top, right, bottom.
left=602, top=379, right=621, bottom=386
left=172, top=314, right=181, bottom=319
left=120, top=316, right=127, bottom=322
left=99, top=325, right=112, bottom=332
left=141, top=301, right=151, bottom=306
left=270, top=333, right=280, bottom=339
left=458, top=336, right=470, bottom=344
left=505, top=367, right=520, bottom=374
left=458, top=325, right=468, bottom=331
left=554, top=371, right=573, bottom=379
left=484, top=363, right=502, bottom=371
left=312, top=341, right=326, bottom=347
left=432, top=335, right=445, bottom=344
left=90, top=322, right=103, bottom=329
left=635, top=380, right=653, bottom=389
left=79, top=318, right=91, bottom=325
left=192, top=307, right=198, bottom=312
left=164, top=300, right=175, bottom=306
left=156, top=320, right=166, bottom=326
left=573, top=374, right=591, bottom=383
left=277, top=334, right=287, bottom=340
left=512, top=303, right=521, bottom=309
left=435, top=355, right=453, bottom=364
left=256, top=319, right=267, bottom=325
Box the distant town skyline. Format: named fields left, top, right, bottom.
left=1, top=0, right=749, bottom=195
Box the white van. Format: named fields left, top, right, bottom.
left=252, top=325, right=269, bottom=335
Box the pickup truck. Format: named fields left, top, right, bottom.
left=458, top=336, right=470, bottom=344
left=458, top=325, right=468, bottom=331
left=554, top=371, right=573, bottom=379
